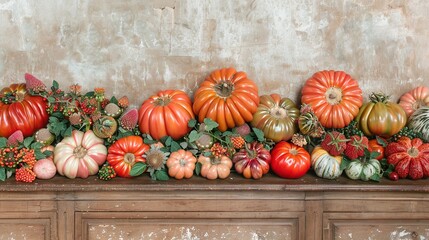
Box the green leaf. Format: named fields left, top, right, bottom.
left=47, top=96, right=56, bottom=103
left=155, top=169, right=169, bottom=181
left=130, top=162, right=147, bottom=177
left=203, top=151, right=212, bottom=157
left=144, top=138, right=158, bottom=145
left=0, top=168, right=6, bottom=181
left=370, top=173, right=381, bottom=182
left=43, top=150, right=53, bottom=157
left=180, top=142, right=188, bottom=149
left=165, top=136, right=173, bottom=147
left=52, top=80, right=59, bottom=90
left=170, top=141, right=181, bottom=152
left=30, top=142, right=43, bottom=150
left=340, top=157, right=351, bottom=171
left=188, top=130, right=202, bottom=143
left=64, top=126, right=73, bottom=137
left=50, top=112, right=64, bottom=118
left=244, top=135, right=255, bottom=143
left=85, top=91, right=95, bottom=97
left=23, top=137, right=34, bottom=148
left=195, top=162, right=202, bottom=176
left=188, top=119, right=197, bottom=128
left=35, top=149, right=46, bottom=160
left=369, top=151, right=381, bottom=160
left=109, top=96, right=118, bottom=104
left=222, top=131, right=233, bottom=137
left=203, top=118, right=219, bottom=131
left=0, top=138, right=7, bottom=148
left=376, top=136, right=388, bottom=147
left=252, top=128, right=265, bottom=142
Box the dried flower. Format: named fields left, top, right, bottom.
left=143, top=145, right=169, bottom=180
left=69, top=112, right=82, bottom=125
left=118, top=96, right=129, bottom=108
left=69, top=84, right=82, bottom=95
left=291, top=133, right=307, bottom=147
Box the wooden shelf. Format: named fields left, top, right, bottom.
left=1, top=172, right=428, bottom=193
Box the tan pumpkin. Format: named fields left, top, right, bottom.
left=251, top=94, right=300, bottom=142
left=198, top=155, right=232, bottom=180
left=166, top=149, right=197, bottom=179
left=399, top=86, right=429, bottom=117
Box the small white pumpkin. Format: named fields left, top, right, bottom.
left=311, top=146, right=343, bottom=179
left=345, top=158, right=381, bottom=181
left=408, top=106, right=429, bottom=142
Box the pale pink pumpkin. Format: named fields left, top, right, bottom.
left=33, top=159, right=57, bottom=180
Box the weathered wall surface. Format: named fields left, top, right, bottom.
left=0, top=0, right=428, bottom=105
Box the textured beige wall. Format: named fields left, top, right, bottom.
left=0, top=0, right=428, bottom=106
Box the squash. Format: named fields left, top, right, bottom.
left=0, top=83, right=49, bottom=138
left=301, top=70, right=363, bottom=129
left=232, top=142, right=271, bottom=179
left=408, top=106, right=429, bottom=142
left=345, top=158, right=381, bottom=181
left=198, top=155, right=232, bottom=180
left=138, top=90, right=194, bottom=140
left=107, top=135, right=149, bottom=178
left=399, top=86, right=429, bottom=117
left=251, top=94, right=300, bottom=142
left=54, top=130, right=107, bottom=179
left=166, top=149, right=197, bottom=179
left=311, top=146, right=343, bottom=179
left=193, top=68, right=259, bottom=132
left=385, top=136, right=429, bottom=180
left=356, top=92, right=407, bottom=138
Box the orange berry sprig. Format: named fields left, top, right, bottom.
left=0, top=147, right=19, bottom=168
left=16, top=148, right=37, bottom=168
left=15, top=167, right=36, bottom=183
left=230, top=136, right=245, bottom=149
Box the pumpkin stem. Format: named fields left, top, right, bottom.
left=325, top=87, right=343, bottom=105
left=211, top=157, right=221, bottom=165
left=214, top=81, right=234, bottom=98
left=73, top=146, right=88, bottom=159
left=289, top=148, right=299, bottom=156
left=154, top=96, right=172, bottom=106
left=244, top=143, right=257, bottom=159
left=270, top=107, right=287, bottom=119
left=123, top=153, right=136, bottom=165
left=412, top=100, right=424, bottom=111
left=369, top=92, right=390, bottom=104
left=407, top=147, right=419, bottom=157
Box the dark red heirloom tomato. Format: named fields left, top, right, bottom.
left=270, top=141, right=311, bottom=179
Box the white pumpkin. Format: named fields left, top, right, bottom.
left=408, top=106, right=429, bottom=142
left=54, top=130, right=107, bottom=179
left=345, top=159, right=381, bottom=181
left=311, top=146, right=343, bottom=179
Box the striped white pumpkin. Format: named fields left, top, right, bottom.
left=311, top=146, right=343, bottom=179
left=408, top=106, right=429, bottom=142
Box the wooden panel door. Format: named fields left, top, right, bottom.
left=76, top=211, right=305, bottom=240
left=0, top=212, right=57, bottom=240
left=323, top=213, right=429, bottom=240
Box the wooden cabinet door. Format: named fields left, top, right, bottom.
left=76, top=211, right=305, bottom=240
left=323, top=213, right=429, bottom=240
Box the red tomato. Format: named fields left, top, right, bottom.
left=270, top=142, right=311, bottom=179
left=368, top=139, right=385, bottom=160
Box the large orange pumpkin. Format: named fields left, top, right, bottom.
left=138, top=90, right=194, bottom=140
left=0, top=83, right=49, bottom=138
left=301, top=70, right=363, bottom=129
left=193, top=68, right=259, bottom=132
left=398, top=86, right=429, bottom=117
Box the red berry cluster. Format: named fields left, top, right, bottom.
left=0, top=147, right=19, bottom=168
left=15, top=167, right=36, bottom=183
left=15, top=148, right=37, bottom=168
left=230, top=136, right=245, bottom=149
left=210, top=143, right=227, bottom=157
left=79, top=97, right=98, bottom=115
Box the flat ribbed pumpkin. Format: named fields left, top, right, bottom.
left=301, top=70, right=363, bottom=129
left=193, top=68, right=259, bottom=132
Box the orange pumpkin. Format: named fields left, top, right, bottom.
left=399, top=86, right=429, bottom=117
left=193, top=68, right=259, bottom=132
left=198, top=155, right=232, bottom=180
left=301, top=70, right=363, bottom=129
left=138, top=90, right=194, bottom=140
left=166, top=149, right=197, bottom=179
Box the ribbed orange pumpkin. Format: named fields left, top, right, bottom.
left=399, top=86, right=429, bottom=117
left=301, top=70, right=363, bottom=129
left=138, top=90, right=194, bottom=140
left=193, top=68, right=259, bottom=132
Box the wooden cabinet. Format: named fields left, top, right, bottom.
left=1, top=173, right=429, bottom=240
